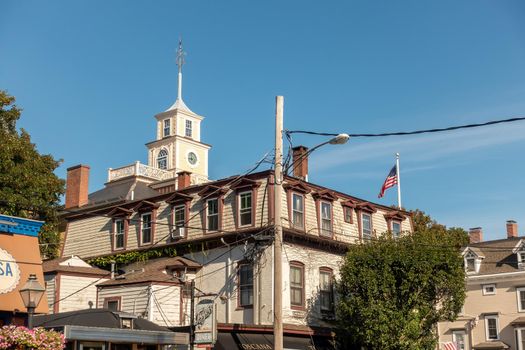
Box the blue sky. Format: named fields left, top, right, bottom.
left=1, top=0, right=525, bottom=240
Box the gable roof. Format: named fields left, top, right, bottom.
left=466, top=236, right=523, bottom=276
left=43, top=257, right=109, bottom=276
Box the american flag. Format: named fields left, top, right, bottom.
left=378, top=165, right=397, bottom=198
left=443, top=342, right=458, bottom=350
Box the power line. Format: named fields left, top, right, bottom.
left=285, top=116, right=525, bottom=138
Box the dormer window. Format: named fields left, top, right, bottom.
left=462, top=248, right=484, bottom=274
left=519, top=253, right=525, bottom=269
left=511, top=240, right=525, bottom=269
left=163, top=119, right=171, bottom=137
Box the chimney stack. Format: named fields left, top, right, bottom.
left=507, top=220, right=518, bottom=238
left=65, top=165, right=90, bottom=209
left=469, top=227, right=483, bottom=244
left=292, top=146, right=309, bottom=181
left=177, top=171, right=192, bottom=190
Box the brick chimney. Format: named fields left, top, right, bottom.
left=177, top=171, right=192, bottom=190
left=469, top=227, right=483, bottom=243
left=507, top=220, right=518, bottom=238
left=65, top=165, right=90, bottom=209
left=292, top=146, right=309, bottom=181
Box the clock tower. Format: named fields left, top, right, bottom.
left=146, top=41, right=211, bottom=184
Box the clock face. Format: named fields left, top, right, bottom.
left=187, top=152, right=198, bottom=165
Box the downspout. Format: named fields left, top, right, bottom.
left=221, top=238, right=231, bottom=324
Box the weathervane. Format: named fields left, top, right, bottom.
left=176, top=38, right=186, bottom=101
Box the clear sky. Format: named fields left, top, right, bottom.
left=2, top=0, right=525, bottom=241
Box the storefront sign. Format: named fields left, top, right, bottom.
left=0, top=248, right=20, bottom=294
left=194, top=298, right=216, bottom=345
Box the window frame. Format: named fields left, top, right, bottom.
left=392, top=221, right=401, bottom=238
left=485, top=315, right=500, bottom=340
left=319, top=201, right=333, bottom=238
left=343, top=206, right=353, bottom=224
left=291, top=192, right=305, bottom=231
left=157, top=149, right=168, bottom=170
left=238, top=190, right=253, bottom=227
left=163, top=119, right=170, bottom=137
left=289, top=261, right=305, bottom=310
left=516, top=327, right=525, bottom=350
left=361, top=212, right=373, bottom=240
left=517, top=287, right=525, bottom=312
left=482, top=284, right=496, bottom=296
left=237, top=263, right=254, bottom=309
left=319, top=267, right=334, bottom=314
left=172, top=204, right=187, bottom=238
left=139, top=212, right=153, bottom=246
left=206, top=198, right=220, bottom=233
left=112, top=218, right=127, bottom=251
left=452, top=330, right=466, bottom=350
left=185, top=119, right=192, bottom=138
left=104, top=297, right=121, bottom=311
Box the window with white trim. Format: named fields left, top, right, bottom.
left=238, top=264, right=253, bottom=307
left=516, top=328, right=525, bottom=350
left=392, top=221, right=401, bottom=238
left=485, top=315, right=499, bottom=340
left=185, top=120, right=192, bottom=138
left=291, top=193, right=304, bottom=230
left=452, top=330, right=466, bottom=350
left=361, top=213, right=372, bottom=240
left=140, top=212, right=152, bottom=245
left=517, top=287, right=525, bottom=312
left=519, top=252, right=525, bottom=269
left=320, top=201, right=332, bottom=236
left=319, top=268, right=334, bottom=313
left=173, top=205, right=185, bottom=235
left=482, top=284, right=496, bottom=296
left=157, top=149, right=168, bottom=170
left=239, top=191, right=252, bottom=226
left=207, top=198, right=219, bottom=232
left=114, top=219, right=125, bottom=250
left=163, top=119, right=170, bottom=137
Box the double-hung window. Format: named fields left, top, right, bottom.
left=114, top=219, right=125, bottom=250
left=207, top=198, right=219, bottom=232
left=319, top=268, right=334, bottom=313
left=290, top=262, right=304, bottom=308
left=239, top=191, right=252, bottom=226
left=343, top=207, right=352, bottom=223
left=141, top=213, right=152, bottom=245
left=361, top=213, right=372, bottom=240
left=517, top=287, right=525, bottom=312
left=320, top=202, right=332, bottom=236
left=291, top=193, right=304, bottom=230
left=392, top=221, right=401, bottom=238
left=517, top=328, right=525, bottom=350
left=163, top=119, right=170, bottom=137
left=185, top=120, right=192, bottom=138
left=452, top=330, right=466, bottom=350
left=239, top=264, right=253, bottom=307
left=485, top=315, right=499, bottom=340
left=173, top=205, right=185, bottom=235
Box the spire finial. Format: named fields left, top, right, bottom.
left=176, top=38, right=186, bottom=100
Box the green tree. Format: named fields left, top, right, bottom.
left=336, top=210, right=467, bottom=350
left=0, top=90, right=65, bottom=258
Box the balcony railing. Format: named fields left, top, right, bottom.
left=108, top=161, right=174, bottom=182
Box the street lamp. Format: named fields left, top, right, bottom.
left=19, top=274, right=45, bottom=329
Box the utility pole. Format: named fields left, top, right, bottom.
left=190, top=279, right=195, bottom=350
left=273, top=96, right=284, bottom=350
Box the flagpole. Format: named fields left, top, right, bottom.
left=396, top=153, right=402, bottom=209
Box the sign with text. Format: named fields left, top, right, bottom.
left=194, top=298, right=216, bottom=345
left=0, top=248, right=20, bottom=294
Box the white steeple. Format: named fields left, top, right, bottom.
left=167, top=39, right=193, bottom=113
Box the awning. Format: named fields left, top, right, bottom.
left=473, top=341, right=510, bottom=349
left=213, top=332, right=335, bottom=350
left=63, top=325, right=188, bottom=345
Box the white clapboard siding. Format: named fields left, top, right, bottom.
left=97, top=285, right=150, bottom=317
left=150, top=284, right=181, bottom=327
left=44, top=275, right=55, bottom=312
left=58, top=275, right=107, bottom=313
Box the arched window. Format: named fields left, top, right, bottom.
left=157, top=149, right=168, bottom=170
